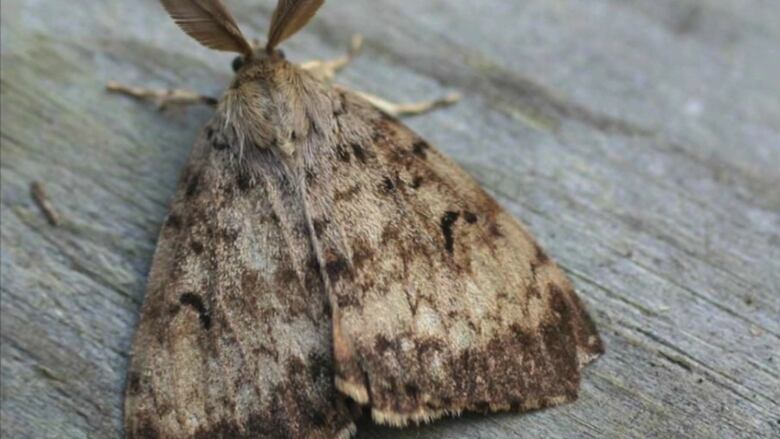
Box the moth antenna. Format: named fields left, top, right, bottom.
left=266, top=0, right=325, bottom=52
left=161, top=0, right=253, bottom=57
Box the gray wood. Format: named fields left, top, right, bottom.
left=2, top=0, right=778, bottom=437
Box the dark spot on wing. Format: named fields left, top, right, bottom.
left=374, top=335, right=392, bottom=354
left=416, top=337, right=446, bottom=361
left=241, top=270, right=260, bottom=293
left=336, top=292, right=361, bottom=308
left=186, top=171, right=201, bottom=198
left=167, top=303, right=181, bottom=316
left=334, top=185, right=361, bottom=202
left=378, top=109, right=399, bottom=123
left=440, top=211, right=460, bottom=254
left=307, top=352, right=332, bottom=383
left=412, top=141, right=430, bottom=158
left=127, top=371, right=142, bottom=395
left=131, top=421, right=162, bottom=439
left=308, top=255, right=321, bottom=272
left=306, top=169, right=317, bottom=184
left=237, top=172, right=253, bottom=191
left=381, top=225, right=400, bottom=244
left=313, top=218, right=330, bottom=238
left=380, top=176, right=395, bottom=193
left=336, top=144, right=351, bottom=162
left=533, top=242, right=551, bottom=266
left=309, top=410, right=327, bottom=428
left=540, top=288, right=579, bottom=391
left=275, top=268, right=298, bottom=284
left=351, top=143, right=367, bottom=163
left=509, top=323, right=525, bottom=340
left=404, top=383, right=420, bottom=401
left=551, top=283, right=604, bottom=357
left=218, top=228, right=239, bottom=243
left=287, top=356, right=306, bottom=375
left=351, top=240, right=374, bottom=270
left=529, top=284, right=542, bottom=299
left=165, top=214, right=182, bottom=229
left=190, top=241, right=204, bottom=254
left=411, top=176, right=424, bottom=189
left=325, top=256, right=349, bottom=283
left=179, top=292, right=211, bottom=330
left=464, top=211, right=478, bottom=224
left=371, top=115, right=395, bottom=142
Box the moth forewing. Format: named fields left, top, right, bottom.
left=299, top=90, right=604, bottom=425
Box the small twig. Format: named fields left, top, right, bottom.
left=30, top=181, right=61, bottom=226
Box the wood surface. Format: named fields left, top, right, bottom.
left=2, top=0, right=778, bottom=437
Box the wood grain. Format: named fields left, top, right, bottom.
left=1, top=0, right=778, bottom=437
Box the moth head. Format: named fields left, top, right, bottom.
left=161, top=0, right=324, bottom=72
left=231, top=48, right=286, bottom=73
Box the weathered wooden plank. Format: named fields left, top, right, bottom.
left=1, top=0, right=778, bottom=438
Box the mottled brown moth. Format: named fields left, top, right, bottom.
left=118, top=1, right=604, bottom=437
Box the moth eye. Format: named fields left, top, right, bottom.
left=276, top=49, right=286, bottom=60
left=232, top=56, right=245, bottom=72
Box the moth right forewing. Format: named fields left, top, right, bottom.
left=124, top=120, right=354, bottom=438
left=302, top=88, right=603, bottom=426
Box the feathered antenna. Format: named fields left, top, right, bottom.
left=161, top=0, right=254, bottom=57
left=266, top=0, right=325, bottom=52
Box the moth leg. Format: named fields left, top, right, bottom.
left=300, top=34, right=363, bottom=82
left=106, top=81, right=217, bottom=110
left=353, top=90, right=461, bottom=117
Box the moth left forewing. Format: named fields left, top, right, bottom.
left=302, top=87, right=603, bottom=426
left=124, top=117, right=355, bottom=438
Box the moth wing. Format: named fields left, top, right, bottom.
left=304, top=89, right=604, bottom=425
left=124, top=125, right=354, bottom=438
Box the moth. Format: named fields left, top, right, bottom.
left=118, top=1, right=603, bottom=438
